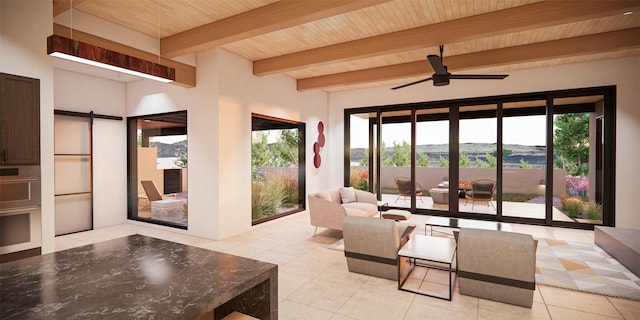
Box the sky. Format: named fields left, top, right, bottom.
left=350, top=114, right=547, bottom=148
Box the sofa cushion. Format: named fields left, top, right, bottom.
left=339, top=187, right=357, bottom=203
left=342, top=202, right=377, bottom=217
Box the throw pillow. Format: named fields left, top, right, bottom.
left=316, top=191, right=331, bottom=201
left=339, top=187, right=357, bottom=203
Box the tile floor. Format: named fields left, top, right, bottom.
left=55, top=213, right=640, bottom=320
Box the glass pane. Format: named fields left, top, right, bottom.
left=133, top=112, right=188, bottom=228
left=349, top=113, right=373, bottom=192
left=54, top=115, right=90, bottom=155
left=417, top=107, right=449, bottom=211
left=553, top=96, right=604, bottom=225
left=251, top=115, right=304, bottom=224
left=55, top=193, right=92, bottom=235
left=54, top=155, right=91, bottom=194
left=380, top=110, right=413, bottom=209
left=501, top=105, right=547, bottom=220
left=459, top=105, right=497, bottom=215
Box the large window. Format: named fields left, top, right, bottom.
left=251, top=114, right=305, bottom=225
left=345, top=86, right=616, bottom=229
left=127, top=111, right=187, bottom=229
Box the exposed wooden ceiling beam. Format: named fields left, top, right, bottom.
left=53, top=24, right=196, bottom=87
left=160, top=0, right=390, bottom=58
left=52, top=0, right=87, bottom=17
left=297, top=28, right=640, bottom=91
left=256, top=1, right=640, bottom=76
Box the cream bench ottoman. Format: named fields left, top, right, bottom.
left=382, top=209, right=412, bottom=221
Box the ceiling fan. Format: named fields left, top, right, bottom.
left=391, top=45, right=509, bottom=90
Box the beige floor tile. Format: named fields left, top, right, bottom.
left=359, top=276, right=415, bottom=300
left=253, top=250, right=298, bottom=266
left=278, top=271, right=312, bottom=299
left=314, top=264, right=369, bottom=288
left=478, top=300, right=551, bottom=320
left=51, top=214, right=621, bottom=320
left=404, top=300, right=477, bottom=320
left=288, top=279, right=359, bottom=313
left=337, top=289, right=413, bottom=320
left=278, top=299, right=335, bottom=320
left=607, top=297, right=640, bottom=320
left=533, top=287, right=544, bottom=304
left=538, top=285, right=622, bottom=318
left=279, top=256, right=333, bottom=278
left=300, top=246, right=346, bottom=265
left=412, top=289, right=478, bottom=318
left=547, top=305, right=622, bottom=319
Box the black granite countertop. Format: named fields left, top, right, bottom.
left=0, top=234, right=278, bottom=319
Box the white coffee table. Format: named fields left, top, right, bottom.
left=397, top=234, right=457, bottom=300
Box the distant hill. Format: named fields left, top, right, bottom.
left=351, top=143, right=547, bottom=167
left=155, top=140, right=187, bottom=158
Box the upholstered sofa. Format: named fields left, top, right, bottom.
left=457, top=228, right=538, bottom=308
left=343, top=216, right=416, bottom=280
left=307, top=187, right=378, bottom=235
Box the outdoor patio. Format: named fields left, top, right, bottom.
left=381, top=194, right=574, bottom=222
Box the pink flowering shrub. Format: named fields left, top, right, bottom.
left=566, top=175, right=589, bottom=201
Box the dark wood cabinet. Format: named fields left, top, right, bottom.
left=0, top=73, right=40, bottom=166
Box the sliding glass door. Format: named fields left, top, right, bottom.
left=344, top=86, right=616, bottom=229
left=458, top=104, right=497, bottom=216
left=416, top=108, right=450, bottom=212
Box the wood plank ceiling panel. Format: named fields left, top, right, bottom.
left=221, top=0, right=541, bottom=61
left=75, top=0, right=278, bottom=38
left=329, top=47, right=640, bottom=93
left=53, top=0, right=640, bottom=91
left=285, top=14, right=640, bottom=80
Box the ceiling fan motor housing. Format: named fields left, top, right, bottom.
left=433, top=74, right=450, bottom=86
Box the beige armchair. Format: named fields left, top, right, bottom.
left=457, top=228, right=537, bottom=308
left=343, top=216, right=416, bottom=280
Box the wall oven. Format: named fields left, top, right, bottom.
left=0, top=166, right=41, bottom=257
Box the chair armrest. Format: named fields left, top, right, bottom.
left=397, top=223, right=416, bottom=248
left=308, top=194, right=347, bottom=231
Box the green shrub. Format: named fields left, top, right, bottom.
left=562, top=197, right=584, bottom=219
left=251, top=175, right=286, bottom=220
left=502, top=193, right=539, bottom=202
left=586, top=201, right=603, bottom=220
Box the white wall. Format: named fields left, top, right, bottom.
left=328, top=56, right=640, bottom=229
left=54, top=69, right=128, bottom=229
left=1, top=0, right=55, bottom=253
left=215, top=49, right=328, bottom=238
left=127, top=48, right=328, bottom=240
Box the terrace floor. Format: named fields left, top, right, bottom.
left=54, top=211, right=639, bottom=319
left=382, top=194, right=575, bottom=222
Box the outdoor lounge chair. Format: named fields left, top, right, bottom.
left=140, top=180, right=176, bottom=209
left=393, top=176, right=424, bottom=203
left=464, top=178, right=496, bottom=210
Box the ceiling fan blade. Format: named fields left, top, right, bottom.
left=390, top=77, right=433, bottom=90
left=449, top=74, right=509, bottom=80
left=427, top=55, right=447, bottom=75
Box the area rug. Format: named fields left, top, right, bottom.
left=535, top=238, right=640, bottom=301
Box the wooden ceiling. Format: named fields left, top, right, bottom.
left=53, top=0, right=640, bottom=92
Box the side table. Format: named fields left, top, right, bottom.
left=397, top=234, right=457, bottom=300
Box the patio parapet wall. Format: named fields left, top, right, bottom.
left=356, top=167, right=567, bottom=197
